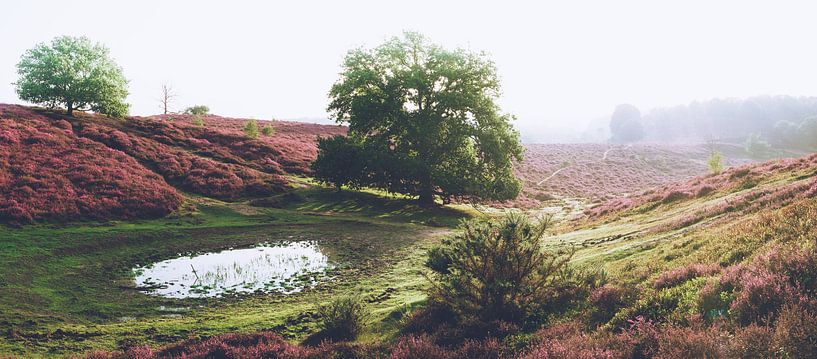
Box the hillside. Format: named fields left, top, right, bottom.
left=51, top=152, right=817, bottom=358
left=498, top=143, right=756, bottom=209
left=0, top=104, right=345, bottom=223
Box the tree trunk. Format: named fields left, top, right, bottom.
left=418, top=174, right=435, bottom=207
left=66, top=102, right=73, bottom=116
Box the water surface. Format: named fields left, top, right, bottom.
left=134, top=241, right=331, bottom=298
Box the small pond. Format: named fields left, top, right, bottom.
left=133, top=241, right=332, bottom=298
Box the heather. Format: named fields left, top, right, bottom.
left=498, top=143, right=748, bottom=209
left=0, top=104, right=181, bottom=223
left=0, top=104, right=344, bottom=222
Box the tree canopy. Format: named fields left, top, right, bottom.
left=15, top=36, right=129, bottom=117
left=324, top=32, right=523, bottom=205
left=610, top=104, right=644, bottom=143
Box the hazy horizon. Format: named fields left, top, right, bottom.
left=3, top=0, right=817, bottom=139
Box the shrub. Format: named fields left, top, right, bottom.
left=588, top=284, right=627, bottom=325
left=315, top=297, right=368, bottom=342
left=191, top=115, right=204, bottom=127
left=707, top=150, right=724, bottom=175
left=728, top=324, right=774, bottom=358
left=244, top=119, right=260, bottom=139
left=654, top=325, right=726, bottom=359
left=262, top=124, right=275, bottom=136
left=426, top=213, right=575, bottom=325
left=772, top=304, right=817, bottom=358
left=183, top=105, right=209, bottom=115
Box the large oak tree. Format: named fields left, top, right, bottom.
left=15, top=36, right=129, bottom=117
left=325, top=32, right=523, bottom=205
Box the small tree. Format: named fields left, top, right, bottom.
left=159, top=83, right=176, bottom=115
left=183, top=105, right=209, bottom=115
left=426, top=213, right=574, bottom=324
left=707, top=146, right=724, bottom=175
left=15, top=36, right=129, bottom=117
left=311, top=135, right=365, bottom=191
left=244, top=119, right=259, bottom=139
left=261, top=124, right=275, bottom=136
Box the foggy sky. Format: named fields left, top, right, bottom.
left=2, top=0, right=817, bottom=138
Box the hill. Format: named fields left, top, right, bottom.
left=497, top=143, right=760, bottom=209
left=0, top=104, right=345, bottom=224
left=67, top=152, right=817, bottom=358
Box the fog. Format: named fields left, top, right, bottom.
left=2, top=0, right=817, bottom=142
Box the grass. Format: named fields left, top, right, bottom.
left=0, top=185, right=471, bottom=357
left=3, top=154, right=815, bottom=357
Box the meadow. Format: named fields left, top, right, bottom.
left=2, top=104, right=817, bottom=358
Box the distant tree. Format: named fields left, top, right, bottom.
left=244, top=119, right=259, bottom=139
left=311, top=135, right=365, bottom=191
left=15, top=36, right=129, bottom=117
left=798, top=116, right=817, bottom=150
left=426, top=213, right=574, bottom=323
left=745, top=133, right=771, bottom=158
left=772, top=120, right=799, bottom=147
left=183, top=105, right=209, bottom=115
left=261, top=124, right=275, bottom=136
left=609, top=104, right=644, bottom=143
left=159, top=83, right=176, bottom=115
left=327, top=32, right=523, bottom=206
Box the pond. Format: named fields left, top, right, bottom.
left=133, top=241, right=332, bottom=298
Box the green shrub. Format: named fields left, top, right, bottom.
left=244, top=119, right=259, bottom=139
left=707, top=151, right=724, bottom=175
left=191, top=115, right=204, bottom=127
left=316, top=297, right=368, bottom=342
left=183, top=105, right=209, bottom=115
left=426, top=213, right=575, bottom=324
left=261, top=124, right=275, bottom=136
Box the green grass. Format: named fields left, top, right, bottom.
left=0, top=185, right=472, bottom=357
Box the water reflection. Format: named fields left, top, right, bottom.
left=134, top=241, right=331, bottom=298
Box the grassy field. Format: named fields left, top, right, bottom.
left=3, top=154, right=816, bottom=357
left=0, top=184, right=475, bottom=357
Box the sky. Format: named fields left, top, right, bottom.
left=3, top=0, right=817, bottom=140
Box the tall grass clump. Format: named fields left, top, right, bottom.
left=315, top=296, right=368, bottom=342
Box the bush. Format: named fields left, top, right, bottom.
left=183, top=105, right=209, bottom=115
left=588, top=285, right=628, bottom=325
left=426, top=213, right=575, bottom=325
left=262, top=124, right=275, bottom=136
left=707, top=150, right=724, bottom=175
left=772, top=304, right=817, bottom=358
left=654, top=325, right=726, bottom=359
left=244, top=119, right=260, bottom=139
left=191, top=115, right=204, bottom=127
left=728, top=324, right=774, bottom=358
left=315, top=297, right=368, bottom=342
